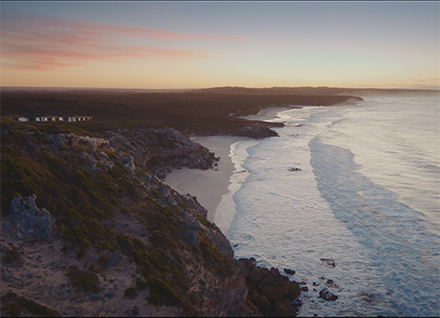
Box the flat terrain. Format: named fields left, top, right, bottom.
left=1, top=89, right=360, bottom=136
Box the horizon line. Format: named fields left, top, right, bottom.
left=2, top=85, right=440, bottom=92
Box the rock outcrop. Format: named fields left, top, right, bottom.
left=45, top=128, right=218, bottom=179
left=107, top=128, right=217, bottom=178
left=9, top=194, right=56, bottom=241
left=1, top=122, right=298, bottom=317
left=48, top=133, right=110, bottom=150
left=239, top=258, right=301, bottom=317
left=320, top=258, right=336, bottom=267
left=319, top=288, right=338, bottom=301
left=228, top=123, right=281, bottom=139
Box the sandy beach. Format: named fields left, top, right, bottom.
left=164, top=107, right=289, bottom=226
left=163, top=135, right=248, bottom=223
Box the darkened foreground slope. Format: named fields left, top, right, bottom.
left=1, top=90, right=361, bottom=137
left=1, top=118, right=305, bottom=317
left=1, top=89, right=354, bottom=316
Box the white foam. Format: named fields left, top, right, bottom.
left=215, top=139, right=258, bottom=234
left=217, top=96, right=440, bottom=317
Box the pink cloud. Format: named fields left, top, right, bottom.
left=1, top=15, right=242, bottom=71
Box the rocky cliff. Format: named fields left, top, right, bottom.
left=1, top=121, right=301, bottom=317
left=107, top=128, right=218, bottom=179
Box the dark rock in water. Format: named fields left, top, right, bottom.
left=10, top=194, right=56, bottom=241
left=326, top=279, right=340, bottom=289
left=357, top=292, right=375, bottom=303
left=284, top=268, right=296, bottom=275
left=320, top=258, right=336, bottom=267
left=258, top=268, right=290, bottom=302
left=290, top=297, right=303, bottom=308
left=238, top=258, right=302, bottom=316
left=318, top=288, right=338, bottom=301
left=231, top=123, right=281, bottom=139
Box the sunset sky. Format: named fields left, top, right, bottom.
left=1, top=1, right=439, bottom=90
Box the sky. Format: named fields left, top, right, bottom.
left=1, top=1, right=439, bottom=90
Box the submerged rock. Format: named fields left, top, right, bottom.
left=284, top=268, right=296, bottom=275
left=230, top=123, right=281, bottom=139
left=320, top=258, right=336, bottom=267
left=318, top=288, right=338, bottom=301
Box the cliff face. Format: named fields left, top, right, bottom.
left=107, top=128, right=218, bottom=179
left=1, top=121, right=301, bottom=317
left=1, top=123, right=257, bottom=317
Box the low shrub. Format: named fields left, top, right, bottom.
left=146, top=275, right=180, bottom=307
left=124, top=287, right=138, bottom=299
left=1, top=292, right=59, bottom=317
left=2, top=247, right=21, bottom=265
left=66, top=265, right=100, bottom=293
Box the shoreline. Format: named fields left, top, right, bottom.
left=237, top=106, right=293, bottom=122
left=163, top=135, right=248, bottom=223
left=164, top=107, right=290, bottom=226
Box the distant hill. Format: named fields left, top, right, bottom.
left=192, top=86, right=440, bottom=96
left=0, top=86, right=193, bottom=93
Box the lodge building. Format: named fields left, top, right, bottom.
left=13, top=115, right=93, bottom=122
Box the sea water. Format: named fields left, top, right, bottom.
left=216, top=94, right=440, bottom=317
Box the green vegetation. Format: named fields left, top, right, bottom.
left=66, top=265, right=100, bottom=293
left=1, top=116, right=242, bottom=314
left=124, top=287, right=138, bottom=299
left=1, top=90, right=359, bottom=136
left=3, top=89, right=350, bottom=314
left=1, top=292, right=60, bottom=317
left=131, top=306, right=139, bottom=316
left=2, top=247, right=21, bottom=265
left=146, top=274, right=180, bottom=307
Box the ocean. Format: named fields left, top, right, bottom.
left=215, top=94, right=440, bottom=317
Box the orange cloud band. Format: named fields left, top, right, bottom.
left=1, top=15, right=242, bottom=71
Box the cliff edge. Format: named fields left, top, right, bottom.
left=1, top=121, right=302, bottom=317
